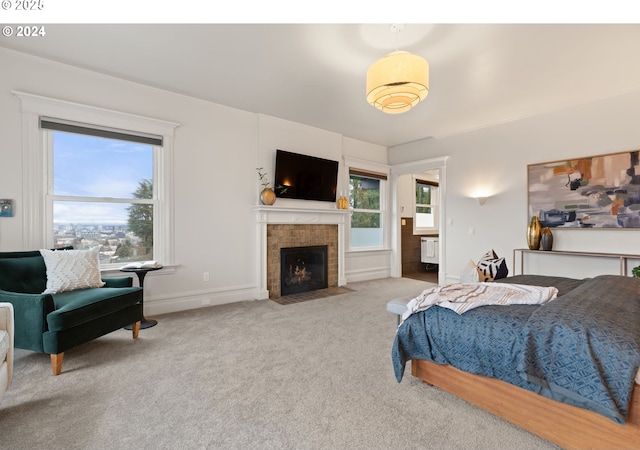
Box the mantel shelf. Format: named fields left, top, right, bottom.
left=513, top=248, right=640, bottom=276
left=252, top=206, right=349, bottom=215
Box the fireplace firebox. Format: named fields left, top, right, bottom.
left=280, top=245, right=328, bottom=296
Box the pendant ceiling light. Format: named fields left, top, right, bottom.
left=366, top=24, right=429, bottom=114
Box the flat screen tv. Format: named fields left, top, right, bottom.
left=274, top=149, right=339, bottom=202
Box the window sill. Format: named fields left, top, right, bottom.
left=346, top=248, right=391, bottom=255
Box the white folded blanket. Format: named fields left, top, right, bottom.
left=401, top=282, right=559, bottom=323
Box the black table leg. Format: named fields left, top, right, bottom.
left=124, top=269, right=158, bottom=329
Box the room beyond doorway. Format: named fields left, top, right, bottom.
left=390, top=155, right=448, bottom=282
left=403, top=270, right=438, bottom=283
left=401, top=217, right=438, bottom=283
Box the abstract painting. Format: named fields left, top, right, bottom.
left=527, top=150, right=640, bottom=228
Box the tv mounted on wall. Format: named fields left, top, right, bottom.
left=274, top=149, right=339, bottom=203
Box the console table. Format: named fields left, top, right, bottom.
left=513, top=249, right=640, bottom=276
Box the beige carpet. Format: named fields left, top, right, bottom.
left=0, top=277, right=559, bottom=450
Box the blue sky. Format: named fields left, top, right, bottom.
left=53, top=132, right=153, bottom=224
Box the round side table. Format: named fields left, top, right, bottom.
left=120, top=266, right=162, bottom=329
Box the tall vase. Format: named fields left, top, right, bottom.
left=260, top=188, right=276, bottom=206
left=541, top=227, right=553, bottom=251
left=527, top=216, right=541, bottom=250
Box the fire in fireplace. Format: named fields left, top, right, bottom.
left=280, top=245, right=328, bottom=296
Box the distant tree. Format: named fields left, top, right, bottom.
left=350, top=177, right=380, bottom=228
left=127, top=179, right=153, bottom=258
left=114, top=239, right=134, bottom=258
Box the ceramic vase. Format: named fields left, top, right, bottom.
left=260, top=188, right=276, bottom=206
left=527, top=216, right=541, bottom=250
left=541, top=227, right=553, bottom=251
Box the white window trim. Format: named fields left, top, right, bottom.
left=13, top=91, right=180, bottom=266
left=413, top=176, right=439, bottom=235
left=344, top=156, right=390, bottom=251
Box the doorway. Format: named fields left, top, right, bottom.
left=398, top=170, right=439, bottom=283
left=390, top=157, right=447, bottom=284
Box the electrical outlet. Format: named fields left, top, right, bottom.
left=203, top=272, right=210, bottom=282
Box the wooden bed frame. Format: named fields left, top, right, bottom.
left=411, top=359, right=640, bottom=449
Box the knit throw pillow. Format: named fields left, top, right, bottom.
left=39, top=248, right=105, bottom=294
left=476, top=249, right=509, bottom=282
left=460, top=259, right=480, bottom=283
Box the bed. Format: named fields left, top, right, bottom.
left=392, top=274, right=640, bottom=449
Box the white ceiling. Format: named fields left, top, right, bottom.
left=3, top=23, right=640, bottom=147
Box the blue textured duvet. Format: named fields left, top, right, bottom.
left=391, top=274, right=640, bottom=423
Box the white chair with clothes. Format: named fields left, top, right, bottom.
left=0, top=302, right=14, bottom=398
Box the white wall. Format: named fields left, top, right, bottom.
left=0, top=48, right=390, bottom=314
left=341, top=136, right=387, bottom=164
left=389, top=90, right=640, bottom=282
left=398, top=175, right=414, bottom=219
left=257, top=115, right=345, bottom=210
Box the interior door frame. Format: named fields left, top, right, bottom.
left=389, top=156, right=448, bottom=283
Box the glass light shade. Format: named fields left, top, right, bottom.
left=366, top=50, right=429, bottom=114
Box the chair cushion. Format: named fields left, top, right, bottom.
left=0, top=256, right=47, bottom=294
left=47, top=287, right=141, bottom=331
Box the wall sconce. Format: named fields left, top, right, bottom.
left=471, top=190, right=491, bottom=206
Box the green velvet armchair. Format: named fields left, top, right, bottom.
left=0, top=250, right=143, bottom=375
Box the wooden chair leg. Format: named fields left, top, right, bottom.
left=131, top=321, right=141, bottom=339
left=51, top=353, right=64, bottom=376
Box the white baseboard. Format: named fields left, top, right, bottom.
left=144, top=284, right=258, bottom=316
left=143, top=267, right=412, bottom=315
left=345, top=267, right=391, bottom=283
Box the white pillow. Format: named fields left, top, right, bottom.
left=460, top=259, right=480, bottom=283
left=39, top=248, right=105, bottom=294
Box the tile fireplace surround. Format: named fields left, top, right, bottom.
left=254, top=206, right=349, bottom=299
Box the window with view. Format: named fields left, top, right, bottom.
left=415, top=179, right=439, bottom=233
left=43, top=119, right=160, bottom=266
left=349, top=169, right=386, bottom=249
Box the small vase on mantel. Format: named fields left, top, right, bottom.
left=336, top=191, right=348, bottom=209
left=260, top=188, right=276, bottom=206
left=527, top=216, right=541, bottom=250
left=541, top=227, right=553, bottom=251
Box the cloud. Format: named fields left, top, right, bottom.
left=54, top=201, right=132, bottom=224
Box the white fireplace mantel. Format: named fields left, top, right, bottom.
left=254, top=206, right=349, bottom=299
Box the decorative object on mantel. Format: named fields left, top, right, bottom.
left=527, top=216, right=541, bottom=250
left=260, top=188, right=276, bottom=206
left=540, top=227, right=553, bottom=251
left=256, top=167, right=287, bottom=206
left=337, top=191, right=349, bottom=209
